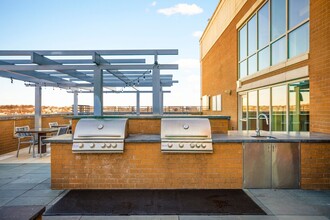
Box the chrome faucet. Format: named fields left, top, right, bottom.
left=256, top=113, right=269, bottom=136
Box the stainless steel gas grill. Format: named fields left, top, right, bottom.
left=72, top=118, right=128, bottom=153
left=161, top=118, right=213, bottom=153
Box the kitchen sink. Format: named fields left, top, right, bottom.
left=250, top=135, right=277, bottom=139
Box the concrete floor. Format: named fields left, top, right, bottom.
left=0, top=148, right=329, bottom=220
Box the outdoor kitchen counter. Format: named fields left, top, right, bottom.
left=46, top=132, right=330, bottom=144
left=213, top=131, right=330, bottom=143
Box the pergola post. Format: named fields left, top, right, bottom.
left=160, top=87, right=163, bottom=114
left=35, top=85, right=42, bottom=129
left=136, top=91, right=140, bottom=115
left=73, top=91, right=78, bottom=116
left=94, top=69, right=103, bottom=116
left=152, top=55, right=161, bottom=114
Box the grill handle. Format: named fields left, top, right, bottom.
left=78, top=135, right=122, bottom=138
left=164, top=135, right=209, bottom=138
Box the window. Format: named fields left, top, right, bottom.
left=248, top=91, right=257, bottom=130
left=289, top=0, right=309, bottom=29
left=258, top=89, right=270, bottom=131
left=271, top=37, right=286, bottom=65
left=238, top=0, right=309, bottom=80
left=248, top=15, right=257, bottom=56
left=289, top=22, right=309, bottom=58
left=271, top=0, right=286, bottom=40
left=248, top=54, right=257, bottom=75
left=212, top=95, right=222, bottom=111
left=258, top=47, right=270, bottom=70
left=289, top=80, right=310, bottom=131
left=240, top=60, right=247, bottom=78
left=258, top=2, right=269, bottom=49
left=271, top=85, right=287, bottom=131
left=239, top=25, right=247, bottom=61
left=241, top=95, right=247, bottom=130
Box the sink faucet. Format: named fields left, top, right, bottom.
left=256, top=113, right=269, bottom=136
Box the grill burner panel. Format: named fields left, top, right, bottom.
left=72, top=118, right=128, bottom=153
left=161, top=118, right=213, bottom=153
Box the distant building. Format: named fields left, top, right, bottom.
left=200, top=0, right=329, bottom=133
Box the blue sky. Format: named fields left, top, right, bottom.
left=0, top=0, right=218, bottom=107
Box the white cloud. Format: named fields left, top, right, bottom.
left=157, top=3, right=203, bottom=16
left=151, top=1, right=157, bottom=7
left=192, top=31, right=203, bottom=38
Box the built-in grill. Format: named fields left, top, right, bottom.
left=72, top=118, right=128, bottom=153
left=161, top=118, right=213, bottom=153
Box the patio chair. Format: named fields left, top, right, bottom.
left=14, top=126, right=37, bottom=157
left=49, top=122, right=58, bottom=128
left=39, top=126, right=69, bottom=147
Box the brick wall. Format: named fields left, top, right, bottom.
left=51, top=143, right=243, bottom=189
left=0, top=115, right=71, bottom=155
left=301, top=143, right=330, bottom=189
left=201, top=0, right=258, bottom=130
left=309, top=0, right=330, bottom=133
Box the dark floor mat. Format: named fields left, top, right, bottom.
left=45, top=189, right=266, bottom=216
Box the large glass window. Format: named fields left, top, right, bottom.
left=271, top=37, right=286, bottom=65
left=258, top=2, right=269, bottom=49
left=239, top=25, right=247, bottom=61
left=258, top=47, right=270, bottom=71
left=248, top=15, right=257, bottom=56
left=271, top=85, right=287, bottom=131
left=239, top=80, right=310, bottom=132
left=258, top=89, right=270, bottom=131
left=248, top=91, right=257, bottom=130
left=289, top=0, right=309, bottom=29
left=271, top=0, right=286, bottom=40
left=238, top=0, right=309, bottom=80
left=289, top=22, right=309, bottom=58
left=289, top=81, right=310, bottom=131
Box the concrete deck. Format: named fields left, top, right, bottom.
left=0, top=148, right=329, bottom=220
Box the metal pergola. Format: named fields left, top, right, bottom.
left=0, top=50, right=178, bottom=128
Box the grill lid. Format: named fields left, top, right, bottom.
left=161, top=118, right=212, bottom=140
left=73, top=118, right=128, bottom=141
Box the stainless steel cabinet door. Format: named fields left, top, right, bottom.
left=272, top=143, right=300, bottom=188
left=243, top=143, right=272, bottom=188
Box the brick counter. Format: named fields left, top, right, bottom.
left=51, top=143, right=242, bottom=190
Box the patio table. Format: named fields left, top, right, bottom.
left=16, top=127, right=58, bottom=157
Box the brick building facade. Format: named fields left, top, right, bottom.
left=201, top=0, right=330, bottom=133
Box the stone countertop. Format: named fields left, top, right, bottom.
left=212, top=131, right=330, bottom=143
left=45, top=131, right=330, bottom=144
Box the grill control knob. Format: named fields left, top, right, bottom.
left=179, top=143, right=184, bottom=148
left=201, top=144, right=207, bottom=148
left=168, top=143, right=173, bottom=148
left=111, top=143, right=117, bottom=148
left=106, top=143, right=111, bottom=148
left=78, top=143, right=84, bottom=148
left=196, top=144, right=201, bottom=148
left=89, top=143, right=95, bottom=148
left=190, top=143, right=195, bottom=148
left=100, top=143, right=106, bottom=148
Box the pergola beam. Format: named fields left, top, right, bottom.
left=0, top=59, right=146, bottom=64
left=0, top=49, right=178, bottom=56
left=0, top=64, right=179, bottom=71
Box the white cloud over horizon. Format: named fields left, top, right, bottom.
left=192, top=31, right=203, bottom=38
left=157, top=3, right=203, bottom=16
left=151, top=1, right=157, bottom=7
